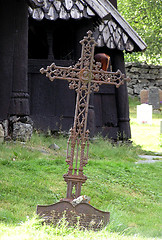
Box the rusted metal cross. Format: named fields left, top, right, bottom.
left=40, top=31, right=129, bottom=202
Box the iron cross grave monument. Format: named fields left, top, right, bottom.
left=37, top=31, right=130, bottom=230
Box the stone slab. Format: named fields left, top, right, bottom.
left=159, top=89, right=162, bottom=104
left=136, top=155, right=162, bottom=164
left=138, top=155, right=162, bottom=160
left=140, top=89, right=148, bottom=104
left=148, top=87, right=160, bottom=109
left=37, top=201, right=110, bottom=230
left=137, top=104, right=152, bottom=125
left=136, top=159, right=162, bottom=164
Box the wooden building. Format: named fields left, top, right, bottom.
left=0, top=0, right=147, bottom=140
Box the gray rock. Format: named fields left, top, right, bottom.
left=157, top=80, right=162, bottom=86
left=134, top=85, right=141, bottom=95
left=2, top=120, right=8, bottom=138
left=125, top=62, right=132, bottom=68
left=19, top=116, right=33, bottom=125
left=13, top=122, right=33, bottom=142
left=126, top=63, right=162, bottom=99
left=127, top=87, right=134, bottom=95
left=9, top=116, right=20, bottom=123
left=150, top=65, right=160, bottom=69
left=140, top=74, right=155, bottom=80
left=149, top=69, right=159, bottom=75
left=0, top=124, right=4, bottom=143
left=140, top=68, right=149, bottom=74
left=49, top=143, right=60, bottom=150
left=130, top=67, right=140, bottom=73
left=149, top=80, right=156, bottom=87
left=138, top=63, right=149, bottom=68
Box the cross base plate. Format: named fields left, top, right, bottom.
left=37, top=201, right=110, bottom=230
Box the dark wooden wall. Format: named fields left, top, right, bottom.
left=93, top=47, right=130, bottom=139
left=28, top=18, right=94, bottom=132
left=94, top=84, right=118, bottom=138
left=0, top=0, right=29, bottom=122
left=28, top=20, right=130, bottom=139
left=0, top=4, right=130, bottom=141
left=28, top=58, right=122, bottom=139
left=0, top=1, right=14, bottom=121
left=28, top=18, right=131, bottom=140
left=28, top=59, right=75, bottom=132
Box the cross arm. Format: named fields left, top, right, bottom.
left=91, top=69, right=130, bottom=88
left=40, top=63, right=81, bottom=82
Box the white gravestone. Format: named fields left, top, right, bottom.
left=160, top=120, right=162, bottom=134
left=137, top=104, right=152, bottom=125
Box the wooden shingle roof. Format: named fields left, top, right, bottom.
left=27, top=0, right=147, bottom=52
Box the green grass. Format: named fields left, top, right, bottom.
left=129, top=97, right=162, bottom=153
left=0, top=218, right=159, bottom=240
left=0, top=99, right=162, bottom=240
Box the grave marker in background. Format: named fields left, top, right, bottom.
left=140, top=89, right=148, bottom=104
left=140, top=88, right=161, bottom=110
left=137, top=104, right=152, bottom=125
left=148, top=87, right=160, bottom=110
left=160, top=120, right=162, bottom=134
left=159, top=89, right=162, bottom=105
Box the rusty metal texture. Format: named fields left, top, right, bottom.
left=40, top=30, right=130, bottom=201
left=37, top=201, right=110, bottom=230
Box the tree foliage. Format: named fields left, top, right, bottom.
left=118, top=0, right=162, bottom=65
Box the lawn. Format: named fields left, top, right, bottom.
left=0, top=97, right=162, bottom=240
left=129, top=97, right=162, bottom=153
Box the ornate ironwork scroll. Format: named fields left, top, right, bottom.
left=40, top=31, right=130, bottom=201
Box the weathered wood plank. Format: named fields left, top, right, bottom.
left=64, top=0, right=73, bottom=11
left=71, top=6, right=82, bottom=19
left=47, top=5, right=57, bottom=20
left=54, top=0, right=61, bottom=11
left=59, top=6, right=69, bottom=19
left=99, top=0, right=147, bottom=50
left=75, top=0, right=84, bottom=11
left=32, top=8, right=44, bottom=20
left=84, top=0, right=110, bottom=20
